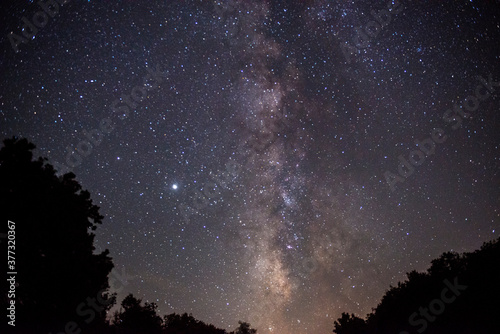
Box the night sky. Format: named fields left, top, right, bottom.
left=1, top=0, right=499, bottom=333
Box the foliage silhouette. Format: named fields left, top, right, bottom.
left=0, top=137, right=256, bottom=334
left=112, top=293, right=163, bottom=334
left=333, top=313, right=367, bottom=334
left=233, top=320, right=257, bottom=334
left=0, top=137, right=115, bottom=333
left=163, top=312, right=229, bottom=334
left=333, top=237, right=500, bottom=334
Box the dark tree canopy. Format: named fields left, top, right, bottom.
left=333, top=313, right=366, bottom=334
left=112, top=293, right=163, bottom=334
left=0, top=137, right=115, bottom=333
left=162, top=312, right=229, bottom=334
left=233, top=321, right=257, bottom=334
left=333, top=237, right=500, bottom=334
left=0, top=137, right=255, bottom=334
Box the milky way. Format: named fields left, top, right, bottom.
left=1, top=0, right=499, bottom=333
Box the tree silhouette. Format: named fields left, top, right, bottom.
left=112, top=293, right=163, bottom=334
left=333, top=313, right=366, bottom=334
left=333, top=237, right=500, bottom=334
left=163, top=312, right=228, bottom=334
left=0, top=137, right=115, bottom=333
left=232, top=320, right=257, bottom=334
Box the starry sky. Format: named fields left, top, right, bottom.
left=1, top=1, right=499, bottom=333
